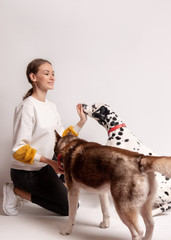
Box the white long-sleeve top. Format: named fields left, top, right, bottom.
left=11, top=96, right=80, bottom=171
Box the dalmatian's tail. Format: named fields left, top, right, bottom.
left=139, top=156, right=171, bottom=178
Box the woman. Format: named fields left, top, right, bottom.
left=3, top=58, right=87, bottom=216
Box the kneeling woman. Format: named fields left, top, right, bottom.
left=3, top=58, right=87, bottom=216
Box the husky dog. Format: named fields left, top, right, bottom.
left=54, top=131, right=171, bottom=240
left=82, top=103, right=171, bottom=216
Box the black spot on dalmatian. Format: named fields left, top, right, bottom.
left=165, top=191, right=169, bottom=196
left=97, top=119, right=106, bottom=126
left=120, top=128, right=124, bottom=132
left=149, top=153, right=152, bottom=156
left=116, top=142, right=121, bottom=145
left=112, top=133, right=116, bottom=137
left=165, top=177, right=170, bottom=181
left=124, top=139, right=129, bottom=142
left=106, top=117, right=111, bottom=122
left=116, top=136, right=121, bottom=140
left=93, top=106, right=110, bottom=126
left=110, top=121, right=115, bottom=126
left=118, top=132, right=123, bottom=136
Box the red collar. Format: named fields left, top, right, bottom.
left=57, top=153, right=62, bottom=165
left=108, top=123, right=126, bottom=135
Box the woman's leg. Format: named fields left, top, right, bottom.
left=14, top=188, right=31, bottom=201
left=11, top=166, right=69, bottom=216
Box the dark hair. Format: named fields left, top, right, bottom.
left=23, top=58, right=52, bottom=100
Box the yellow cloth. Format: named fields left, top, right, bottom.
left=13, top=126, right=78, bottom=164
left=62, top=126, right=79, bottom=137
left=13, top=144, right=36, bottom=164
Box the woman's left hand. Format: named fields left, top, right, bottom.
left=76, top=104, right=87, bottom=128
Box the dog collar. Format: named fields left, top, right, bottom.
left=108, top=123, right=126, bottom=135
left=57, top=153, right=62, bottom=165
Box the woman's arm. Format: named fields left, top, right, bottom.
left=12, top=102, right=42, bottom=164
left=40, top=156, right=64, bottom=174
left=60, top=104, right=87, bottom=137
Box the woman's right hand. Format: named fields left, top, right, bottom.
left=76, top=104, right=87, bottom=128
left=40, top=156, right=64, bottom=174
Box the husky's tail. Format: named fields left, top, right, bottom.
left=139, top=156, right=171, bottom=178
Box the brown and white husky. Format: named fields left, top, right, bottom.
left=54, top=131, right=171, bottom=240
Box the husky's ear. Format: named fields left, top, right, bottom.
left=54, top=130, right=61, bottom=142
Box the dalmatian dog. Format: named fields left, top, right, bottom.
left=82, top=103, right=171, bottom=216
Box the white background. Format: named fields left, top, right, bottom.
left=0, top=0, right=171, bottom=191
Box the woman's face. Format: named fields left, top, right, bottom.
left=31, top=63, right=55, bottom=91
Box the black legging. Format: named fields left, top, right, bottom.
left=10, top=165, right=69, bottom=216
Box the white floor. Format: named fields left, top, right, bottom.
left=0, top=190, right=171, bottom=240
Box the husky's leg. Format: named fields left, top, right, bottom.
left=141, top=172, right=155, bottom=240
left=111, top=187, right=143, bottom=240
left=115, top=206, right=143, bottom=240
left=141, top=200, right=154, bottom=240
left=60, top=187, right=79, bottom=235
left=99, top=192, right=110, bottom=228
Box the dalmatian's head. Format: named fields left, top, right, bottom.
left=82, top=103, right=120, bottom=130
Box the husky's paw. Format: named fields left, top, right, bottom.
left=99, top=221, right=110, bottom=229
left=60, top=227, right=72, bottom=235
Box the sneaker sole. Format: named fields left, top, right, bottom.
left=3, top=183, right=10, bottom=215
left=3, top=183, right=18, bottom=216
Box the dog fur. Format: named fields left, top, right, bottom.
left=82, top=103, right=171, bottom=216
left=54, top=132, right=171, bottom=240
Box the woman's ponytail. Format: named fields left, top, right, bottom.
left=23, top=88, right=34, bottom=100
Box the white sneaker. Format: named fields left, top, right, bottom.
left=3, top=183, right=19, bottom=216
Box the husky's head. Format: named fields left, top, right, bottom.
left=54, top=131, right=77, bottom=159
